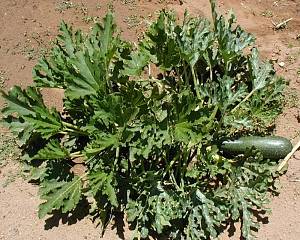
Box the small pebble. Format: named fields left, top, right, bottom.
left=278, top=62, right=285, bottom=67
left=271, top=56, right=278, bottom=61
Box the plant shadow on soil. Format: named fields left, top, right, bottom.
left=44, top=199, right=127, bottom=239
left=110, top=212, right=127, bottom=240
left=44, top=199, right=90, bottom=230
left=43, top=201, right=271, bottom=240
left=215, top=209, right=270, bottom=240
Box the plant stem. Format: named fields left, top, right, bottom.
left=70, top=151, right=84, bottom=158
left=148, top=64, right=151, bottom=77
left=206, top=51, right=213, bottom=81
left=170, top=172, right=180, bottom=191
left=62, top=121, right=88, bottom=135
left=210, top=65, right=213, bottom=81
left=210, top=0, right=217, bottom=30
left=224, top=60, right=230, bottom=76
left=62, top=121, right=81, bottom=130
left=163, top=152, right=179, bottom=179
left=175, top=148, right=182, bottom=179
left=112, top=147, right=120, bottom=172
left=65, top=127, right=89, bottom=136
left=191, top=65, right=200, bottom=99
left=182, top=148, right=190, bottom=177
left=207, top=105, right=218, bottom=128
left=175, top=66, right=183, bottom=91
left=59, top=131, right=68, bottom=135
left=231, top=89, right=255, bottom=113
left=183, top=62, right=189, bottom=85
left=105, top=61, right=113, bottom=93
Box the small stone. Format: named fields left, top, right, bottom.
left=271, top=56, right=278, bottom=62
left=278, top=62, right=285, bottom=67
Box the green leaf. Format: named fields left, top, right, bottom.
left=28, top=162, right=48, bottom=181
left=1, top=87, right=62, bottom=141
left=84, top=133, right=119, bottom=157
left=97, top=12, right=119, bottom=62
left=33, top=22, right=81, bottom=88
left=214, top=8, right=255, bottom=68
left=65, top=50, right=106, bottom=99
left=1, top=86, right=43, bottom=116
left=34, top=13, right=122, bottom=98
left=141, top=11, right=181, bottom=71
left=33, top=140, right=69, bottom=160
left=57, top=21, right=77, bottom=56
left=235, top=187, right=261, bottom=240
left=1, top=116, right=35, bottom=145
left=184, top=190, right=226, bottom=239
left=174, top=121, right=195, bottom=143
left=23, top=111, right=61, bottom=140
left=38, top=176, right=82, bottom=218
left=223, top=115, right=252, bottom=132
left=249, top=48, right=273, bottom=91
left=121, top=48, right=150, bottom=76
left=33, top=57, right=66, bottom=88
left=218, top=76, right=247, bottom=111
left=177, top=12, right=213, bottom=66
left=88, top=170, right=118, bottom=207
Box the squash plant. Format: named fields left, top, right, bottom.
left=1, top=1, right=286, bottom=239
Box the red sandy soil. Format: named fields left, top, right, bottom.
left=0, top=0, right=299, bottom=239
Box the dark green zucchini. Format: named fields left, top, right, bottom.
left=220, top=136, right=292, bottom=160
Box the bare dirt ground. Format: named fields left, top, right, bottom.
left=0, top=0, right=299, bottom=239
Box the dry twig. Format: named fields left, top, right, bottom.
left=277, top=138, right=300, bottom=172
left=272, top=18, right=293, bottom=30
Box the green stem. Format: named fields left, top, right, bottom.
left=114, top=147, right=120, bottom=169
left=62, top=121, right=88, bottom=135
left=59, top=131, right=68, bottom=135
left=207, top=105, right=218, bottom=128
left=70, top=151, right=84, bottom=158
left=206, top=50, right=213, bottom=81
left=175, top=67, right=183, bottom=91
left=231, top=89, right=255, bottom=113
left=163, top=152, right=179, bottom=179
left=189, top=148, right=198, bottom=163
left=183, top=62, right=189, bottom=86
left=62, top=121, right=81, bottom=130
left=210, top=0, right=217, bottom=30
left=216, top=86, right=254, bottom=133
left=215, top=104, right=229, bottom=134
left=191, top=65, right=200, bottom=99
left=171, top=172, right=181, bottom=191
left=175, top=150, right=182, bottom=179
left=65, top=127, right=89, bottom=136
left=224, top=60, right=230, bottom=76
left=105, top=60, right=113, bottom=93
left=182, top=148, right=191, bottom=177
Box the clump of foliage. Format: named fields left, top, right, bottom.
left=1, top=1, right=286, bottom=239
